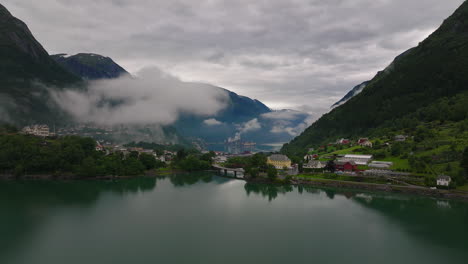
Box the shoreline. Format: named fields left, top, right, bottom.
left=2, top=171, right=468, bottom=201
left=246, top=177, right=468, bottom=201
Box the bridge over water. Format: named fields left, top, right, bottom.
left=212, top=164, right=245, bottom=179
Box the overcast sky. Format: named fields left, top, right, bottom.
left=3, top=0, right=465, bottom=115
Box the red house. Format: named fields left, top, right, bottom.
left=335, top=160, right=358, bottom=171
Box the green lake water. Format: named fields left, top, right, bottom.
left=1, top=172, right=468, bottom=264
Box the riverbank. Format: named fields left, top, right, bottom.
left=3, top=170, right=468, bottom=201
left=247, top=176, right=468, bottom=201
left=0, top=168, right=208, bottom=181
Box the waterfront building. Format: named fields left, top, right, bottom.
left=437, top=175, right=452, bottom=187
left=267, top=154, right=292, bottom=169
left=335, top=160, right=358, bottom=172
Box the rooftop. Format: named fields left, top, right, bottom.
left=269, top=154, right=291, bottom=162
left=344, top=154, right=373, bottom=159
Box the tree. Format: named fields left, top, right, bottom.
left=324, top=160, right=336, bottom=173
left=267, top=165, right=277, bottom=180
left=200, top=151, right=216, bottom=164
left=78, top=157, right=98, bottom=177
left=248, top=167, right=259, bottom=178
left=122, top=157, right=145, bottom=176
left=461, top=147, right=468, bottom=177
left=176, top=149, right=188, bottom=161
left=139, top=153, right=157, bottom=170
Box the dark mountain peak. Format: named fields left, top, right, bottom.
left=0, top=3, right=50, bottom=61
left=432, top=0, right=468, bottom=36
left=0, top=4, right=12, bottom=17
left=51, top=53, right=129, bottom=80
left=0, top=4, right=79, bottom=84
left=0, top=4, right=81, bottom=125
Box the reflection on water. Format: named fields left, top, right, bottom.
left=1, top=172, right=468, bottom=264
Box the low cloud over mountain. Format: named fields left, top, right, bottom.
left=50, top=67, right=228, bottom=125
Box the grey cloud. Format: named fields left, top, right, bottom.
left=238, top=118, right=262, bottom=134
left=50, top=68, right=228, bottom=125
left=203, top=118, right=223, bottom=126
left=2, top=0, right=464, bottom=118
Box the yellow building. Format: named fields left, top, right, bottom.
left=267, top=154, right=292, bottom=169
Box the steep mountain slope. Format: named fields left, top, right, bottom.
left=331, top=81, right=369, bottom=108
left=282, top=1, right=468, bottom=156
left=174, top=87, right=310, bottom=144
left=331, top=48, right=416, bottom=108
left=51, top=53, right=129, bottom=80
left=0, top=4, right=81, bottom=125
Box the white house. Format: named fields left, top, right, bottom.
left=357, top=138, right=373, bottom=147
left=343, top=154, right=373, bottom=165
left=303, top=160, right=325, bottom=169
left=394, top=135, right=407, bottom=142
left=369, top=161, right=393, bottom=169
left=437, top=175, right=452, bottom=187
left=21, top=124, right=50, bottom=137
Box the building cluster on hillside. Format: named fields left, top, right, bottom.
left=94, top=144, right=177, bottom=163
left=21, top=125, right=54, bottom=137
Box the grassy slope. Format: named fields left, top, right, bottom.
left=303, top=120, right=467, bottom=185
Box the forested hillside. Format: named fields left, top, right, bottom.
left=282, top=1, right=468, bottom=157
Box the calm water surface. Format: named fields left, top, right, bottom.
left=1, top=173, right=468, bottom=264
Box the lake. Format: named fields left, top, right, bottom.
left=1, top=173, right=468, bottom=264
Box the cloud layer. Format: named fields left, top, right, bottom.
left=51, top=68, right=228, bottom=125
left=3, top=0, right=465, bottom=116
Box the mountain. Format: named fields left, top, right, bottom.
left=282, top=1, right=468, bottom=156
left=173, top=87, right=311, bottom=144
left=0, top=4, right=82, bottom=125
left=0, top=3, right=309, bottom=146
left=51, top=53, right=129, bottom=80
left=331, top=81, right=369, bottom=108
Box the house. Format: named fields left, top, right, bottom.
left=214, top=155, right=228, bottom=163
left=336, top=138, right=350, bottom=145
left=95, top=141, right=104, bottom=151
left=304, top=154, right=319, bottom=161
left=303, top=160, right=325, bottom=169
left=267, top=154, right=292, bottom=169
left=369, top=161, right=393, bottom=169
left=335, top=160, right=358, bottom=172
left=437, top=175, right=452, bottom=187
left=357, top=138, right=373, bottom=147
left=394, top=135, right=407, bottom=142
left=21, top=124, right=50, bottom=137
left=343, top=154, right=373, bottom=165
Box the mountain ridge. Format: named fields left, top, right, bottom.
left=51, top=53, right=130, bottom=80
left=282, top=1, right=468, bottom=156
left=0, top=3, right=82, bottom=125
